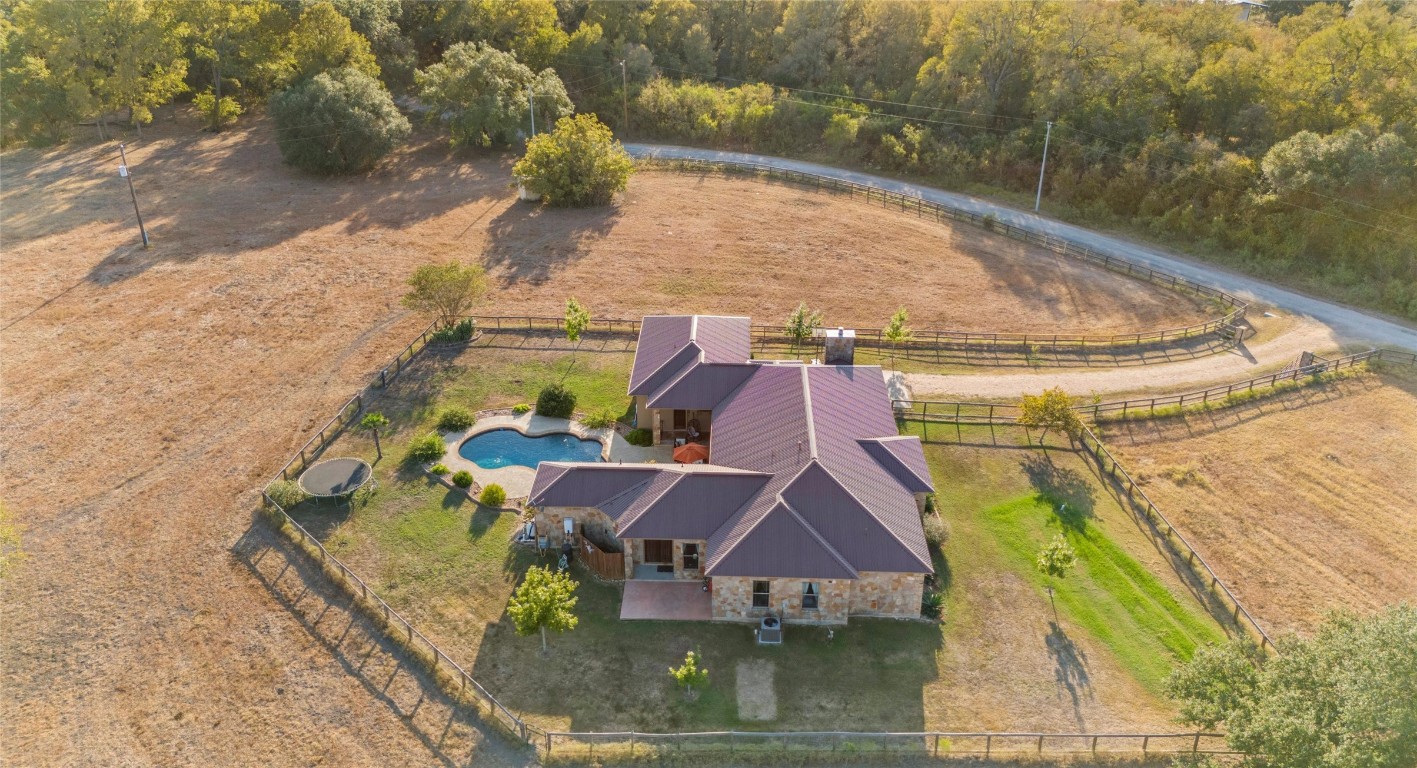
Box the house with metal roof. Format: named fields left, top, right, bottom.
left=528, top=315, right=934, bottom=624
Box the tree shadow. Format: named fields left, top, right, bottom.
left=71, top=114, right=512, bottom=286
left=482, top=198, right=620, bottom=286
left=1021, top=453, right=1096, bottom=528
left=468, top=505, right=502, bottom=540
left=231, top=520, right=535, bottom=767
left=1044, top=622, right=1093, bottom=729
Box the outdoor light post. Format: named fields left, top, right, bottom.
left=118, top=143, right=150, bottom=248
left=527, top=84, right=536, bottom=138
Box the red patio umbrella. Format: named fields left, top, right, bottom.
left=673, top=442, right=710, bottom=464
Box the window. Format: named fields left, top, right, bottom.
left=682, top=543, right=700, bottom=571
left=752, top=581, right=770, bottom=608
left=802, top=582, right=820, bottom=611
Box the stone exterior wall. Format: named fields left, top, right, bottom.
left=848, top=571, right=925, bottom=618
left=711, top=572, right=924, bottom=623
left=533, top=506, right=619, bottom=551
left=711, top=576, right=851, bottom=625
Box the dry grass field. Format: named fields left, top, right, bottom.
left=0, top=114, right=1211, bottom=766
left=1097, top=370, right=1417, bottom=638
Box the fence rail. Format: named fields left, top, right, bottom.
left=894, top=347, right=1415, bottom=425
left=540, top=729, right=1230, bottom=759
left=643, top=157, right=1249, bottom=348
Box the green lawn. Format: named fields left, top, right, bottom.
left=288, top=344, right=1225, bottom=732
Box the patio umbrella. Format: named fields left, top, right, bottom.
left=673, top=442, right=710, bottom=464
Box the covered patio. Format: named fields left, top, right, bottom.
left=619, top=580, right=712, bottom=621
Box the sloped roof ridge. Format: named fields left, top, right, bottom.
left=807, top=458, right=935, bottom=574
left=580, top=476, right=655, bottom=512
left=799, top=364, right=818, bottom=459
left=778, top=497, right=859, bottom=578
left=613, top=473, right=685, bottom=530
left=859, top=436, right=933, bottom=491
left=707, top=460, right=819, bottom=568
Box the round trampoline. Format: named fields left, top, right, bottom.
left=298, top=457, right=374, bottom=499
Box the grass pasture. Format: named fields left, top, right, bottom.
left=285, top=339, right=1227, bottom=736
left=1097, top=369, right=1417, bottom=637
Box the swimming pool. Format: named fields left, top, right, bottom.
left=457, top=429, right=603, bottom=469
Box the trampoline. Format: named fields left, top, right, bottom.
left=298, top=457, right=374, bottom=499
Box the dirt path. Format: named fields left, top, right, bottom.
left=900, top=317, right=1342, bottom=400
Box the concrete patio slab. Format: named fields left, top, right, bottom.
left=620, top=580, right=712, bottom=621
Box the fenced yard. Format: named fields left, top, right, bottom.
left=260, top=332, right=1236, bottom=749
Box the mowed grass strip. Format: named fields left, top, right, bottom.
left=905, top=423, right=1223, bottom=695
left=978, top=495, right=1224, bottom=693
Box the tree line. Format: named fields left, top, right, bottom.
left=3, top=0, right=1413, bottom=318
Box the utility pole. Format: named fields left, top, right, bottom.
left=118, top=143, right=150, bottom=248
left=527, top=84, right=536, bottom=138
left=1034, top=120, right=1052, bottom=213
left=619, top=59, right=628, bottom=133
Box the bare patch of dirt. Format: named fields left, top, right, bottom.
left=1098, top=373, right=1417, bottom=637
left=735, top=660, right=777, bottom=722
left=0, top=113, right=1210, bottom=764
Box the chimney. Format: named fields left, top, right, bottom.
left=823, top=327, right=855, bottom=365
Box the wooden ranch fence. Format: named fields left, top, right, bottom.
left=255, top=313, right=1243, bottom=761
left=539, top=729, right=1230, bottom=759
left=642, top=157, right=1249, bottom=347
left=894, top=347, right=1414, bottom=426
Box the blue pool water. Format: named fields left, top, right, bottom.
left=458, top=429, right=603, bottom=469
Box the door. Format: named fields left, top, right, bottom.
left=643, top=539, right=673, bottom=564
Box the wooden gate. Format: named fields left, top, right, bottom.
left=580, top=538, right=624, bottom=581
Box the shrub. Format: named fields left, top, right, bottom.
left=579, top=410, right=616, bottom=430
left=403, top=263, right=488, bottom=329
left=429, top=318, right=475, bottom=344
left=921, top=589, right=944, bottom=619
left=266, top=479, right=307, bottom=508
left=923, top=514, right=950, bottom=549
left=512, top=403, right=532, bottom=415
left=194, top=89, right=243, bottom=131
left=407, top=432, right=445, bottom=463
left=270, top=68, right=410, bottom=174
left=513, top=114, right=634, bottom=207
left=437, top=406, right=476, bottom=432
left=429, top=463, right=450, bottom=475
left=479, top=483, right=506, bottom=507
left=535, top=384, right=576, bottom=419
left=625, top=428, right=653, bottom=447
left=451, top=470, right=474, bottom=488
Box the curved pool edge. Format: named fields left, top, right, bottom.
left=431, top=412, right=614, bottom=499
left=456, top=428, right=606, bottom=470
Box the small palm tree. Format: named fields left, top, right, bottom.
left=359, top=411, right=389, bottom=460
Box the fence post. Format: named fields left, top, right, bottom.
left=933, top=733, right=940, bottom=756
left=1143, top=735, right=1150, bottom=753
left=985, top=735, right=991, bottom=758
left=1193, top=733, right=1202, bottom=753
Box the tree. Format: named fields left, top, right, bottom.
left=668, top=650, right=709, bottom=701
left=1017, top=387, right=1082, bottom=445
left=316, top=0, right=416, bottom=89
left=507, top=565, right=579, bottom=652
left=284, top=1, right=379, bottom=85
left=178, top=0, right=289, bottom=131
left=270, top=68, right=409, bottom=174
left=784, top=302, right=823, bottom=355
left=416, top=41, right=570, bottom=148
left=359, top=411, right=388, bottom=460
left=401, top=262, right=489, bottom=330
left=513, top=114, right=634, bottom=207
left=1035, top=533, right=1076, bottom=612
left=2, top=0, right=187, bottom=140
left=1167, top=606, right=1417, bottom=768
left=882, top=307, right=912, bottom=370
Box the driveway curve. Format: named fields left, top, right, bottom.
left=628, top=144, right=1417, bottom=353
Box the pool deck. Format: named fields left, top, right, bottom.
left=436, top=412, right=672, bottom=499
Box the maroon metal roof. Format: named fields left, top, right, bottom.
left=627, top=316, right=693, bottom=394
left=532, top=315, right=934, bottom=581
